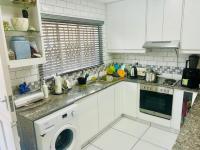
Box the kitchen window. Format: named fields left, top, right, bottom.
left=40, top=14, right=104, bottom=79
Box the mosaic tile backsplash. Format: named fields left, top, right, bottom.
left=12, top=65, right=106, bottom=95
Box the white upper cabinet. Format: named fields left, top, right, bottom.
left=146, top=0, right=164, bottom=41
left=106, top=0, right=146, bottom=52
left=146, top=0, right=183, bottom=41
left=163, top=0, right=183, bottom=41
left=181, top=0, right=200, bottom=53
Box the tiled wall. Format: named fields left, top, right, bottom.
left=10, top=0, right=110, bottom=91
left=110, top=49, right=190, bottom=75
left=10, top=66, right=39, bottom=86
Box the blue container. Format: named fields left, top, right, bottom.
left=10, top=36, right=31, bottom=60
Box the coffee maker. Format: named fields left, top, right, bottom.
left=181, top=55, right=200, bottom=89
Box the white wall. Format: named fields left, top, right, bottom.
left=10, top=0, right=111, bottom=90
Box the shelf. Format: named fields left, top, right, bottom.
left=5, top=30, right=40, bottom=33
left=8, top=57, right=45, bottom=68
left=0, top=0, right=36, bottom=8
left=4, top=30, right=40, bottom=37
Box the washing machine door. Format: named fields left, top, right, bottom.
left=51, top=124, right=79, bottom=150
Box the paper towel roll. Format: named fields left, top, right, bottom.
left=15, top=91, right=44, bottom=108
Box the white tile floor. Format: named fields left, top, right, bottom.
left=82, top=118, right=178, bottom=150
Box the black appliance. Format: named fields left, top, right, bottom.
left=188, top=55, right=199, bottom=68
left=140, top=84, right=174, bottom=120
left=181, top=55, right=200, bottom=89
left=130, top=66, right=137, bottom=79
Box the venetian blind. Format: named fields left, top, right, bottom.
left=40, top=15, right=103, bottom=79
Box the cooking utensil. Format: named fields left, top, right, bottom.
left=146, top=69, right=157, bottom=82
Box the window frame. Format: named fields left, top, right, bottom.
left=40, top=14, right=104, bottom=79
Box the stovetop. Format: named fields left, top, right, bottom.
left=157, top=77, right=179, bottom=87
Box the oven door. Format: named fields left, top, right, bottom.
left=140, top=90, right=173, bottom=120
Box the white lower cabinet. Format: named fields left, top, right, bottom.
left=171, top=89, right=184, bottom=130
left=77, top=82, right=139, bottom=146
left=122, top=82, right=139, bottom=118
left=98, top=86, right=115, bottom=130
left=114, top=82, right=124, bottom=119
left=76, top=94, right=99, bottom=146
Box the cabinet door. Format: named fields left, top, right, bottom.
left=171, top=89, right=184, bottom=130
left=123, top=82, right=139, bottom=117
left=77, top=94, right=99, bottom=146
left=114, top=83, right=124, bottom=119
left=146, top=0, right=165, bottom=41
left=98, top=86, right=115, bottom=130
left=162, top=0, right=183, bottom=41
left=181, top=0, right=200, bottom=52
left=107, top=0, right=146, bottom=50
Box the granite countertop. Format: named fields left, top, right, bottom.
left=16, top=79, right=122, bottom=121
left=16, top=77, right=198, bottom=122
left=173, top=93, right=200, bottom=150
left=16, top=76, right=200, bottom=149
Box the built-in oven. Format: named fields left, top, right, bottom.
left=140, top=84, right=174, bottom=120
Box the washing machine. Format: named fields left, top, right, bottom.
left=34, top=104, right=81, bottom=150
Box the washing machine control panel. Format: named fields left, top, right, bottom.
left=34, top=104, right=77, bottom=136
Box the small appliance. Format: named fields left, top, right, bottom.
left=181, top=55, right=200, bottom=89
left=130, top=66, right=137, bottom=79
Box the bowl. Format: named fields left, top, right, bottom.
left=11, top=18, right=29, bottom=31
left=77, top=77, right=87, bottom=85
left=106, top=75, right=113, bottom=82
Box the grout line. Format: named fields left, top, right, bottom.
left=111, top=127, right=139, bottom=139
left=111, top=120, right=151, bottom=150
left=141, top=139, right=168, bottom=150
left=139, top=125, right=151, bottom=139
left=83, top=117, right=174, bottom=150
left=129, top=138, right=141, bottom=150
left=129, top=125, right=151, bottom=150
left=140, top=125, right=170, bottom=150
left=82, top=116, right=122, bottom=148
left=110, top=127, right=141, bottom=150
left=90, top=143, right=103, bottom=150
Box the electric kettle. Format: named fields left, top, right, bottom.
left=130, top=66, right=137, bottom=79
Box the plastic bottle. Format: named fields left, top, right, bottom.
left=42, top=80, right=49, bottom=99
